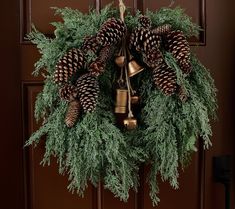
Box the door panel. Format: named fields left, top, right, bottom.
left=102, top=189, right=136, bottom=209
left=21, top=0, right=95, bottom=37
left=18, top=0, right=235, bottom=209
left=23, top=83, right=95, bottom=209
left=142, top=152, right=203, bottom=209
left=144, top=0, right=200, bottom=24
left=143, top=0, right=206, bottom=45
left=31, top=0, right=93, bottom=34
left=29, top=147, right=94, bottom=209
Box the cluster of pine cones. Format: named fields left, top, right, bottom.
left=129, top=15, right=191, bottom=98
left=53, top=15, right=192, bottom=127
left=53, top=18, right=126, bottom=127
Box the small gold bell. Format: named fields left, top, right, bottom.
left=126, top=49, right=144, bottom=77
left=123, top=117, right=138, bottom=130
left=131, top=95, right=140, bottom=105
left=128, top=60, right=144, bottom=77
left=115, top=56, right=126, bottom=68
left=115, top=89, right=128, bottom=113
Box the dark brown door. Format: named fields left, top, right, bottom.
left=1, top=0, right=234, bottom=209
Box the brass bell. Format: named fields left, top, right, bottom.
left=115, top=56, right=126, bottom=68
left=126, top=48, right=144, bottom=77
left=128, top=60, right=144, bottom=77
left=115, top=89, right=128, bottom=113
left=123, top=117, right=138, bottom=130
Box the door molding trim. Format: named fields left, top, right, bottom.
left=21, top=81, right=43, bottom=209
left=20, top=0, right=206, bottom=45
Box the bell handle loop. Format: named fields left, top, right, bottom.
left=117, top=77, right=126, bottom=88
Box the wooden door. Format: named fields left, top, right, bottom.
left=1, top=0, right=234, bottom=209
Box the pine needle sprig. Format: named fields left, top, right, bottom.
left=146, top=7, right=200, bottom=38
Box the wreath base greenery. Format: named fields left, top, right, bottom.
left=26, top=5, right=217, bottom=206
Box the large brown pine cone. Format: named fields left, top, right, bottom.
left=153, top=61, right=178, bottom=96
left=164, top=30, right=192, bottom=75
left=96, top=18, right=126, bottom=46
left=81, top=35, right=100, bottom=54
left=76, top=73, right=100, bottom=113
left=59, top=84, right=78, bottom=101
left=129, top=27, right=161, bottom=53
left=53, top=48, right=85, bottom=85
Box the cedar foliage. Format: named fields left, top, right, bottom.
left=140, top=54, right=217, bottom=205
left=26, top=5, right=217, bottom=206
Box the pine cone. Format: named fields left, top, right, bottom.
left=129, top=28, right=161, bottom=53
left=143, top=48, right=164, bottom=68
left=82, top=35, right=100, bottom=54
left=76, top=73, right=99, bottom=113
left=152, top=24, right=172, bottom=35
left=164, top=30, right=191, bottom=74
left=54, top=48, right=85, bottom=85
left=138, top=15, right=152, bottom=28
left=89, top=60, right=105, bottom=77
left=178, top=85, right=188, bottom=102
left=59, top=84, right=78, bottom=101
left=96, top=18, right=126, bottom=46
left=89, top=46, right=114, bottom=77
left=99, top=46, right=114, bottom=63
left=65, top=100, right=81, bottom=128
left=153, top=61, right=177, bottom=96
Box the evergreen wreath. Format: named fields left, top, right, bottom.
left=26, top=2, right=217, bottom=206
